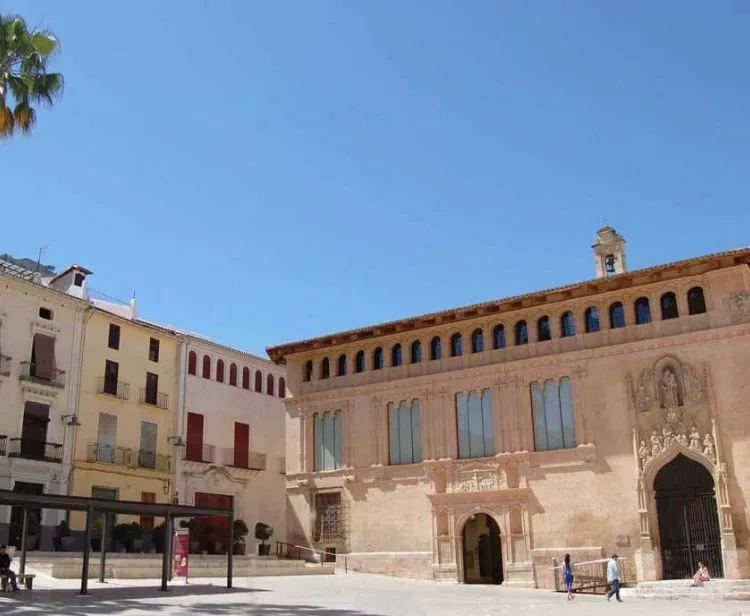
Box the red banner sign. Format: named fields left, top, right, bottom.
left=173, top=529, right=189, bottom=579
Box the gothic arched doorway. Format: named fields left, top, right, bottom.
left=461, top=513, right=503, bottom=584
left=654, top=454, right=723, bottom=579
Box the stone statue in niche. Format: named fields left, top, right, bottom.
left=683, top=363, right=705, bottom=405
left=650, top=428, right=662, bottom=457
left=703, top=434, right=716, bottom=462
left=661, top=368, right=680, bottom=409
left=638, top=441, right=649, bottom=467
left=676, top=423, right=688, bottom=447
left=661, top=425, right=673, bottom=449
left=689, top=425, right=701, bottom=452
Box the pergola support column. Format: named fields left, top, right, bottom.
left=19, top=507, right=28, bottom=575
left=80, top=504, right=94, bottom=596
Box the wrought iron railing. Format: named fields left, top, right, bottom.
left=0, top=355, right=11, bottom=377
left=8, top=438, right=63, bottom=463
left=19, top=361, right=65, bottom=388
left=222, top=448, right=266, bottom=470
left=97, top=377, right=130, bottom=400
left=139, top=388, right=169, bottom=409
left=0, top=435, right=6, bottom=456
left=275, top=541, right=346, bottom=570
left=86, top=442, right=129, bottom=465
left=184, top=443, right=215, bottom=464
left=134, top=449, right=171, bottom=472
left=552, top=557, right=635, bottom=594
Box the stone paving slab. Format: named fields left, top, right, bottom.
left=0, top=573, right=746, bottom=615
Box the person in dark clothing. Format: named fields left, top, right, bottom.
left=0, top=544, right=19, bottom=591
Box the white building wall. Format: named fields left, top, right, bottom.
left=176, top=338, right=287, bottom=552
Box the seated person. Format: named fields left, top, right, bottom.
left=691, top=562, right=710, bottom=587
left=0, top=544, right=19, bottom=591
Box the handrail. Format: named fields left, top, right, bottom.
left=274, top=540, right=348, bottom=573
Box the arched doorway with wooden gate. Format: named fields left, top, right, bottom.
left=654, top=454, right=723, bottom=579
left=461, top=513, right=503, bottom=584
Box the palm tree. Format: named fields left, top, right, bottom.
left=0, top=13, right=63, bottom=139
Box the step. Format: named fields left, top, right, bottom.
left=622, top=579, right=750, bottom=601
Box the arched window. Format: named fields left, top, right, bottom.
left=471, top=328, right=484, bottom=353
left=267, top=374, right=274, bottom=396
left=515, top=320, right=528, bottom=345
left=391, top=344, right=402, bottom=367
left=278, top=377, right=286, bottom=398
left=609, top=302, right=626, bottom=329
left=202, top=355, right=211, bottom=379
left=320, top=358, right=330, bottom=379
left=188, top=351, right=197, bottom=375
left=584, top=307, right=600, bottom=333
left=355, top=351, right=365, bottom=373
left=373, top=347, right=384, bottom=370
left=337, top=354, right=347, bottom=377
left=450, top=333, right=463, bottom=357
left=242, top=367, right=250, bottom=389
left=255, top=370, right=263, bottom=392
left=229, top=363, right=238, bottom=386
left=660, top=292, right=679, bottom=320
left=560, top=312, right=576, bottom=337
left=493, top=324, right=506, bottom=349
left=430, top=336, right=442, bottom=360
left=537, top=316, right=551, bottom=342
left=410, top=340, right=422, bottom=364
left=687, top=286, right=707, bottom=315
left=303, top=361, right=313, bottom=382
left=635, top=297, right=652, bottom=325
left=216, top=359, right=225, bottom=383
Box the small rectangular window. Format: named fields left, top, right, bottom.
left=149, top=338, right=160, bottom=362
left=74, top=272, right=85, bottom=287
left=38, top=307, right=53, bottom=320
left=145, top=372, right=158, bottom=405
left=108, top=324, right=121, bottom=350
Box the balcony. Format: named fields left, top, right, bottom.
left=134, top=449, right=171, bottom=472
left=0, top=435, right=6, bottom=456
left=96, top=377, right=130, bottom=400
left=0, top=355, right=11, bottom=377
left=139, top=388, right=169, bottom=409
left=184, top=443, right=216, bottom=464
left=86, top=442, right=129, bottom=465
left=19, top=361, right=66, bottom=388
left=8, top=438, right=63, bottom=463
left=222, top=448, right=266, bottom=471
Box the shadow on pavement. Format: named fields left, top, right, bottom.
left=0, top=585, right=383, bottom=616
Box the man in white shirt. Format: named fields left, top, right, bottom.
left=606, top=554, right=622, bottom=602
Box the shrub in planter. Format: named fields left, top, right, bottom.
left=233, top=519, right=249, bottom=555
left=254, top=522, right=273, bottom=556
left=54, top=520, right=71, bottom=551
left=91, top=517, right=104, bottom=552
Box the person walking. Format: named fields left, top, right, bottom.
left=606, top=553, right=622, bottom=602
left=563, top=553, right=575, bottom=601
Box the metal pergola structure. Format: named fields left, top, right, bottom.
left=0, top=489, right=235, bottom=595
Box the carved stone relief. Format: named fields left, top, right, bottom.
left=726, top=291, right=750, bottom=322
left=452, top=469, right=506, bottom=493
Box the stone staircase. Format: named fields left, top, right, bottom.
left=621, top=579, right=750, bottom=601
left=20, top=553, right=334, bottom=580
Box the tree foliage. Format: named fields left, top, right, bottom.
left=0, top=13, right=63, bottom=139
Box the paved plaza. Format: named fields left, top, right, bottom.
left=0, top=573, right=746, bottom=616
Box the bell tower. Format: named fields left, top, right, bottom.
left=593, top=226, right=627, bottom=278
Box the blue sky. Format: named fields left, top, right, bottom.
left=3, top=1, right=749, bottom=356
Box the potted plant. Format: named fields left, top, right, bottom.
left=233, top=519, right=249, bottom=555
left=255, top=522, right=273, bottom=556
left=91, top=517, right=103, bottom=552
left=113, top=522, right=130, bottom=552
left=54, top=520, right=72, bottom=551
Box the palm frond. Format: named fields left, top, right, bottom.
left=30, top=30, right=59, bottom=57
left=29, top=72, right=63, bottom=105
left=0, top=104, right=15, bottom=138
left=13, top=101, right=35, bottom=134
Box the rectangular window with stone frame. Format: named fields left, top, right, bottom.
left=388, top=399, right=422, bottom=465
left=314, top=411, right=343, bottom=471
left=456, top=389, right=495, bottom=459
left=530, top=377, right=576, bottom=451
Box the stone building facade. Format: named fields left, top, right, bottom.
left=268, top=229, right=750, bottom=587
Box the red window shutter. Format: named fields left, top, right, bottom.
left=140, top=491, right=156, bottom=530
left=242, top=368, right=250, bottom=389
left=216, top=360, right=225, bottom=383
left=186, top=412, right=204, bottom=462
left=234, top=422, right=249, bottom=468
left=188, top=351, right=197, bottom=375
left=229, top=363, right=238, bottom=386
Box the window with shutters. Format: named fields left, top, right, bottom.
left=108, top=324, right=120, bottom=350
left=242, top=367, right=250, bottom=389
left=188, top=351, right=197, bottom=375
left=140, top=492, right=156, bottom=530
left=255, top=370, right=262, bottom=393
left=229, top=363, right=238, bottom=386
left=103, top=360, right=119, bottom=396
left=233, top=422, right=250, bottom=468
left=145, top=372, right=159, bottom=405
left=30, top=333, right=56, bottom=380
left=96, top=413, right=117, bottom=463
left=314, top=411, right=343, bottom=471
left=267, top=373, right=274, bottom=396
left=388, top=400, right=422, bottom=465
left=139, top=421, right=158, bottom=469
left=531, top=377, right=576, bottom=452
left=149, top=338, right=160, bottom=362
left=456, top=389, right=494, bottom=459
left=20, top=402, right=50, bottom=459
left=278, top=377, right=286, bottom=398
left=186, top=412, right=205, bottom=463
left=216, top=359, right=225, bottom=383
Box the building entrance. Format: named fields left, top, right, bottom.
left=654, top=454, right=723, bottom=579
left=461, top=513, right=502, bottom=584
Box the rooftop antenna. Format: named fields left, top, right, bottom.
left=36, top=244, right=49, bottom=273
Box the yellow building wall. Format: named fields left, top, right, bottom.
left=70, top=310, right=180, bottom=530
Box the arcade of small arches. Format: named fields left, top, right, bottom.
left=187, top=350, right=286, bottom=398
left=302, top=286, right=708, bottom=381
